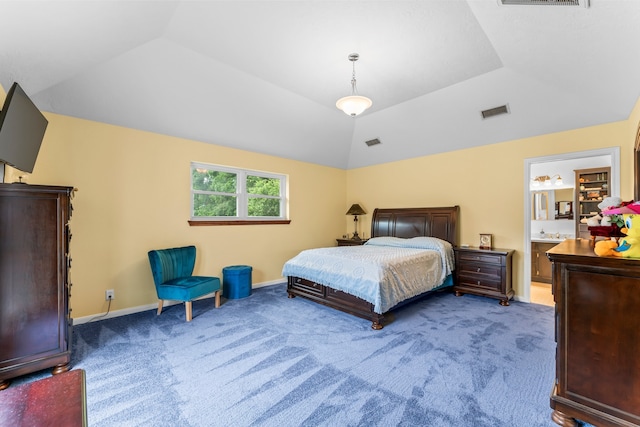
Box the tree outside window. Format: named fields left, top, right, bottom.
left=191, top=163, right=287, bottom=220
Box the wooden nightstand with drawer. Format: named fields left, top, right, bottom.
left=453, top=247, right=514, bottom=306
left=336, top=238, right=368, bottom=246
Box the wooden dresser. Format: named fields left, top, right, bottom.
left=547, top=239, right=640, bottom=427
left=0, top=184, right=74, bottom=389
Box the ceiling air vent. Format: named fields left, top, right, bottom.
left=481, top=104, right=510, bottom=120
left=365, top=138, right=381, bottom=147
left=500, top=0, right=589, bottom=7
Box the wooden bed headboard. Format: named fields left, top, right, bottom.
left=370, top=206, right=459, bottom=246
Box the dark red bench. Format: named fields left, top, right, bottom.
left=0, top=369, right=87, bottom=426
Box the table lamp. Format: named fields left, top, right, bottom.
left=346, top=203, right=366, bottom=240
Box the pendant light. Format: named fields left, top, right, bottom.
left=336, top=53, right=372, bottom=117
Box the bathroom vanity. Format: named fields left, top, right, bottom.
left=531, top=240, right=556, bottom=283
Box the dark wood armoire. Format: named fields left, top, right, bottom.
left=0, top=183, right=74, bottom=389
left=547, top=239, right=640, bottom=427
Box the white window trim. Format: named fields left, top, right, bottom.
left=190, top=162, right=288, bottom=222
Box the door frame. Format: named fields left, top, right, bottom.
left=522, top=147, right=620, bottom=302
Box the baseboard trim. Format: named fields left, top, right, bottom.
left=73, top=279, right=284, bottom=325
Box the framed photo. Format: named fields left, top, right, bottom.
left=479, top=233, right=492, bottom=250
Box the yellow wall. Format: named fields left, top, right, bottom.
left=346, top=115, right=638, bottom=298
left=3, top=80, right=639, bottom=317
left=0, top=85, right=347, bottom=317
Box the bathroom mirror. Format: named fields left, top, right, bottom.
left=532, top=191, right=549, bottom=220
left=555, top=201, right=573, bottom=219
left=554, top=188, right=574, bottom=220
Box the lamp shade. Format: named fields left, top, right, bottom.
left=346, top=204, right=366, bottom=216
left=336, top=95, right=372, bottom=117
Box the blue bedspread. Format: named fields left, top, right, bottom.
left=282, top=237, right=455, bottom=313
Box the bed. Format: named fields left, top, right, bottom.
left=283, top=206, right=459, bottom=329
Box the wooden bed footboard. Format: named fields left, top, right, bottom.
left=287, top=276, right=385, bottom=329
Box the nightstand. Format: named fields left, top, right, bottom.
left=336, top=238, right=368, bottom=246
left=453, top=246, right=514, bottom=305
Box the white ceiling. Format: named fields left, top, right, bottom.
left=1, top=0, right=639, bottom=169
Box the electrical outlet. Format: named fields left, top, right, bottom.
left=105, top=289, right=115, bottom=301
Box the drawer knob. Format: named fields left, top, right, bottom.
left=477, top=267, right=481, bottom=273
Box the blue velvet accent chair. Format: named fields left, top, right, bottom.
left=147, top=245, right=221, bottom=322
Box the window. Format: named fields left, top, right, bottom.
left=190, top=162, right=288, bottom=224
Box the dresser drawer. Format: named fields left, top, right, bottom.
left=456, top=275, right=502, bottom=292
left=457, top=252, right=504, bottom=266
left=325, top=287, right=370, bottom=311
left=457, top=263, right=502, bottom=280
left=290, top=277, right=324, bottom=298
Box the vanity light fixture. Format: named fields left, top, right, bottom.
left=336, top=53, right=372, bottom=117
left=532, top=174, right=563, bottom=187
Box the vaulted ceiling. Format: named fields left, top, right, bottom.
left=1, top=0, right=639, bottom=169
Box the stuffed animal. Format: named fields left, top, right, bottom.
left=585, top=214, right=602, bottom=226
left=580, top=214, right=601, bottom=226
left=599, top=197, right=635, bottom=228
left=601, top=200, right=640, bottom=215
left=613, top=214, right=640, bottom=258
left=598, top=196, right=622, bottom=212
left=594, top=239, right=622, bottom=257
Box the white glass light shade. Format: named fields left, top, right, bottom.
left=336, top=95, right=372, bottom=117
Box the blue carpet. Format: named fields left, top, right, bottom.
left=13, top=284, right=561, bottom=426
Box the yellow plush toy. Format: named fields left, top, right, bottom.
left=594, top=239, right=622, bottom=257
left=613, top=214, right=640, bottom=258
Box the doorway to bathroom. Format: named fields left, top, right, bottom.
left=524, top=147, right=620, bottom=304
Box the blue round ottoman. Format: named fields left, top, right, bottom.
left=222, top=265, right=252, bottom=299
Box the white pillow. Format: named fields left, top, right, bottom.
left=364, top=236, right=406, bottom=247
left=365, top=236, right=450, bottom=250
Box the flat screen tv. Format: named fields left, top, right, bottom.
left=0, top=82, right=48, bottom=173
